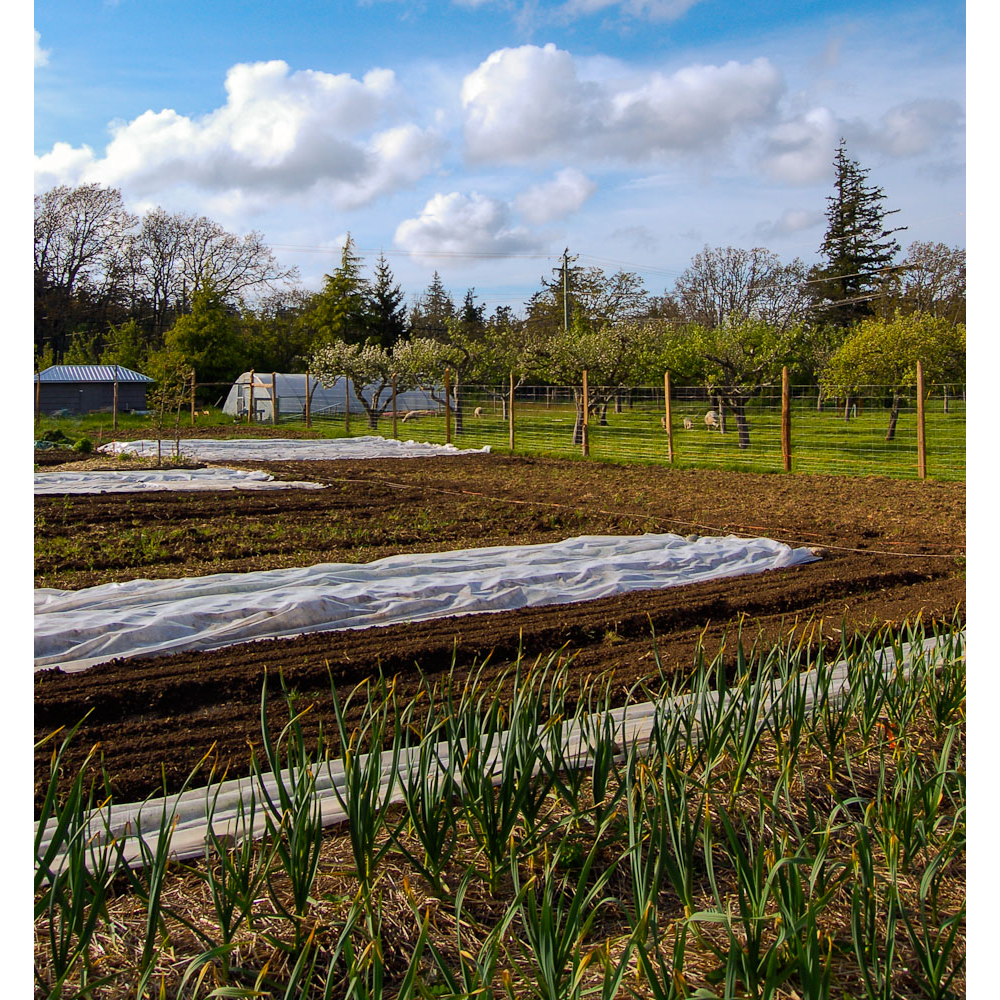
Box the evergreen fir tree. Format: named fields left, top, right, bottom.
left=366, top=253, right=408, bottom=348
left=305, top=233, right=371, bottom=346
left=409, top=271, right=455, bottom=338
left=809, top=140, right=906, bottom=327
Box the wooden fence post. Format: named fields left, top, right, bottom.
left=271, top=372, right=278, bottom=425
left=305, top=372, right=312, bottom=428
left=445, top=368, right=452, bottom=444
left=916, top=360, right=927, bottom=479
left=781, top=366, right=791, bottom=472
left=582, top=370, right=590, bottom=457
left=35, top=372, right=41, bottom=427
left=248, top=370, right=255, bottom=424
left=391, top=374, right=398, bottom=438
left=190, top=370, right=196, bottom=426
left=113, top=371, right=119, bottom=431
left=345, top=375, right=351, bottom=432
left=663, top=370, right=674, bottom=463
left=509, top=372, right=515, bottom=451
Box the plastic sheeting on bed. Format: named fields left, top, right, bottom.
left=98, top=436, right=491, bottom=461
left=35, top=533, right=819, bottom=673
left=34, top=468, right=327, bottom=494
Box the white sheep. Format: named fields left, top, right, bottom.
left=682, top=417, right=693, bottom=430
left=474, top=406, right=483, bottom=418
left=401, top=409, right=436, bottom=423
left=704, top=410, right=720, bottom=430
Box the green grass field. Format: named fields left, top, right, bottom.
left=35, top=386, right=966, bottom=481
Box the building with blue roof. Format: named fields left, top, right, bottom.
left=34, top=365, right=154, bottom=416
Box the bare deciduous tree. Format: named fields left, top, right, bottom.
left=670, top=246, right=809, bottom=331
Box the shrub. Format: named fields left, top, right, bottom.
left=72, top=438, right=93, bottom=454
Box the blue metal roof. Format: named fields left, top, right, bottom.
left=36, top=365, right=154, bottom=383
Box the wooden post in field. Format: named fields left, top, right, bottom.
left=35, top=372, right=41, bottom=427
left=345, top=375, right=351, bottom=432
left=305, top=372, right=312, bottom=428
left=916, top=360, right=927, bottom=480
left=445, top=368, right=452, bottom=444
left=391, top=374, right=398, bottom=438
left=781, top=366, right=791, bottom=472
left=509, top=371, right=515, bottom=451
left=112, top=368, right=119, bottom=431
left=582, top=369, right=590, bottom=457
left=271, top=372, right=278, bottom=425
left=248, top=370, right=255, bottom=424
left=663, top=370, right=674, bottom=463
left=190, top=370, right=196, bottom=426
left=717, top=394, right=726, bottom=434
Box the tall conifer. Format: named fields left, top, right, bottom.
left=810, top=140, right=906, bottom=327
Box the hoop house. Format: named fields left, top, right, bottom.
left=221, top=372, right=442, bottom=421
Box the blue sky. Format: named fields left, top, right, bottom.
left=32, top=0, right=966, bottom=313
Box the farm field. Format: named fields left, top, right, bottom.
left=34, top=453, right=965, bottom=810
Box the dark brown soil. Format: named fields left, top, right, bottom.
left=34, top=455, right=965, bottom=813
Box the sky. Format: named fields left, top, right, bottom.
left=31, top=0, right=966, bottom=314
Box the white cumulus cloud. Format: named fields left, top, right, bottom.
left=32, top=60, right=443, bottom=209
left=514, top=168, right=597, bottom=223
left=461, top=44, right=784, bottom=164
left=34, top=29, right=50, bottom=67
left=395, top=191, right=540, bottom=256
left=870, top=99, right=964, bottom=158
left=759, top=107, right=840, bottom=184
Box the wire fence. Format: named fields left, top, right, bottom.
left=219, top=376, right=964, bottom=482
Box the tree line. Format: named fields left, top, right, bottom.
left=35, top=141, right=965, bottom=443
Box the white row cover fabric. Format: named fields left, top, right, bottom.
left=34, top=533, right=818, bottom=673
left=98, top=436, right=491, bottom=461
left=34, top=634, right=959, bottom=873
left=34, top=468, right=327, bottom=495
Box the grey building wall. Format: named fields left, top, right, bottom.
left=38, top=383, right=149, bottom=415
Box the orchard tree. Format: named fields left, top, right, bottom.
left=820, top=311, right=966, bottom=440
left=539, top=318, right=666, bottom=444
left=664, top=317, right=806, bottom=449
left=309, top=340, right=413, bottom=429
left=809, top=140, right=906, bottom=327
left=391, top=336, right=465, bottom=428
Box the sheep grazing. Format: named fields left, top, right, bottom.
left=704, top=410, right=720, bottom=430
left=401, top=409, right=436, bottom=423
left=474, top=406, right=483, bottom=418
left=683, top=417, right=693, bottom=430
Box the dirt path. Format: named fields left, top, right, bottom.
left=34, top=456, right=965, bottom=812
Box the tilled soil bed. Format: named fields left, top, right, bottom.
left=34, top=454, right=965, bottom=813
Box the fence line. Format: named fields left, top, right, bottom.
left=79, top=372, right=964, bottom=483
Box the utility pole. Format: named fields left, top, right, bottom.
left=562, top=248, right=570, bottom=332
